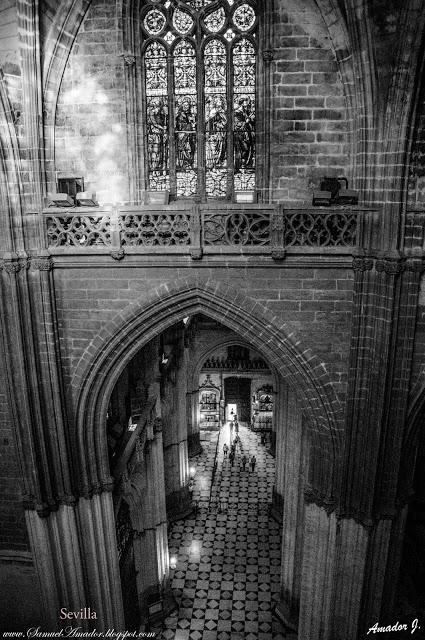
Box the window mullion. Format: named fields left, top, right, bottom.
left=227, top=40, right=234, bottom=202
left=167, top=51, right=177, bottom=199
left=197, top=28, right=206, bottom=202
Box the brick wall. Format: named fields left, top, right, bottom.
left=0, top=1, right=22, bottom=119
left=54, top=266, right=354, bottom=408
left=270, top=2, right=350, bottom=203
left=0, top=340, right=29, bottom=550
left=55, top=0, right=128, bottom=202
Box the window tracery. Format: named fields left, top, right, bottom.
left=141, top=0, right=258, bottom=200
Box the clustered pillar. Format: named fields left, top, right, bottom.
left=161, top=326, right=191, bottom=521
left=129, top=418, right=175, bottom=625
left=274, top=385, right=305, bottom=631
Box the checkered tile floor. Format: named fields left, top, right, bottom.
left=158, top=424, right=295, bottom=640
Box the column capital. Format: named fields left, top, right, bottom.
left=352, top=256, right=373, bottom=271
left=304, top=485, right=336, bottom=515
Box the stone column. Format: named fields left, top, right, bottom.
left=338, top=253, right=422, bottom=635
left=130, top=419, right=175, bottom=623
left=359, top=507, right=408, bottom=635
left=187, top=390, right=202, bottom=457
left=161, top=337, right=191, bottom=521
left=274, top=388, right=305, bottom=629
left=271, top=378, right=286, bottom=521
left=331, top=518, right=369, bottom=640
left=297, top=504, right=337, bottom=640
left=77, top=493, right=125, bottom=629
left=27, top=499, right=124, bottom=631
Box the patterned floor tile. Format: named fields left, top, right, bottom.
left=158, top=424, right=285, bottom=640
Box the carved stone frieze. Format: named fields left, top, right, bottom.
left=30, top=257, right=53, bottom=271
left=123, top=54, right=136, bottom=66
left=263, top=49, right=274, bottom=62
left=271, top=248, right=286, bottom=261
left=304, top=485, right=336, bottom=515
left=352, top=257, right=373, bottom=271
left=190, top=247, right=203, bottom=260
left=153, top=416, right=163, bottom=433
left=110, top=249, right=125, bottom=261
left=101, top=477, right=115, bottom=493
left=1, top=259, right=29, bottom=273
left=375, top=258, right=403, bottom=275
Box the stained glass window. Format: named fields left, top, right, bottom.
left=142, top=0, right=258, bottom=200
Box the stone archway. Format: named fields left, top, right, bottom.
left=72, top=277, right=344, bottom=501
left=187, top=335, right=280, bottom=457
left=28, top=277, right=345, bottom=634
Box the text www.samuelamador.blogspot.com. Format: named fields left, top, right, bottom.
left=2, top=630, right=157, bottom=639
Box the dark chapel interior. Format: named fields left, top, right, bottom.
left=1, top=1, right=425, bottom=639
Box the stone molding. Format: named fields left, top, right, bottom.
left=351, top=255, right=423, bottom=274
left=30, top=257, right=53, bottom=271
left=0, top=259, right=29, bottom=273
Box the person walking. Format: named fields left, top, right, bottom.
left=223, top=443, right=228, bottom=457
left=250, top=454, right=256, bottom=472
left=229, top=450, right=235, bottom=467
left=241, top=454, right=247, bottom=471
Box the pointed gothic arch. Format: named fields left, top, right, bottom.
left=71, top=277, right=344, bottom=507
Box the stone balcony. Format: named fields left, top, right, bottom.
left=41, top=202, right=378, bottom=262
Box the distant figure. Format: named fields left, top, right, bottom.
left=250, top=455, right=256, bottom=472
left=229, top=451, right=235, bottom=467
left=241, top=455, right=247, bottom=471
left=223, top=443, right=229, bottom=457
left=188, top=478, right=195, bottom=498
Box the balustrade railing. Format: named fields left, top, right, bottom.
left=45, top=211, right=111, bottom=248
left=203, top=205, right=270, bottom=247
left=43, top=203, right=376, bottom=258
left=120, top=206, right=192, bottom=248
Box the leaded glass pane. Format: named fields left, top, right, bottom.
left=145, top=43, right=169, bottom=190
left=233, top=38, right=255, bottom=191
left=185, top=0, right=212, bottom=10
left=174, top=41, right=197, bottom=196
left=204, top=39, right=227, bottom=197
left=173, top=8, right=194, bottom=35
left=143, top=8, right=166, bottom=35
left=142, top=0, right=257, bottom=199
left=233, top=4, right=256, bottom=32
left=204, top=6, right=226, bottom=33
left=164, top=31, right=176, bottom=45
